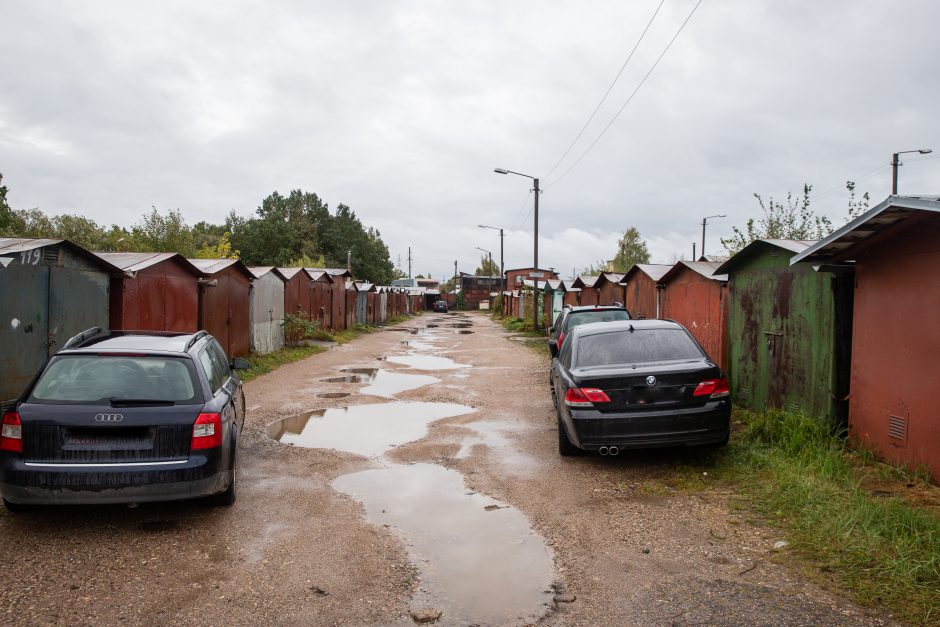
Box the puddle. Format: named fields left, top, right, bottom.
left=266, top=402, right=475, bottom=457
left=385, top=354, right=468, bottom=371
left=332, top=463, right=553, bottom=625
left=456, top=330, right=474, bottom=334
left=317, top=392, right=350, bottom=399
left=450, top=323, right=472, bottom=328
left=346, top=368, right=441, bottom=397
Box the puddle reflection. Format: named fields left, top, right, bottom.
left=385, top=354, right=468, bottom=371
left=332, top=463, right=553, bottom=625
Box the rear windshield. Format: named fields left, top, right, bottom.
left=575, top=329, right=703, bottom=367
left=564, top=309, right=631, bottom=332
left=29, top=355, right=201, bottom=404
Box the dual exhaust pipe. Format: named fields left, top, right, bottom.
left=598, top=446, right=620, bottom=456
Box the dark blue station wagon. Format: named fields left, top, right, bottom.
left=0, top=328, right=247, bottom=509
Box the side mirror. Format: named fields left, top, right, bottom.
left=231, top=357, right=251, bottom=371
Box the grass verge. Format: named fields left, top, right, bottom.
left=240, top=345, right=325, bottom=382
left=497, top=315, right=550, bottom=357
left=706, top=409, right=940, bottom=624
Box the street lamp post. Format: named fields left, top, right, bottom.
left=494, top=168, right=540, bottom=331
left=478, top=224, right=505, bottom=295
left=891, top=148, right=932, bottom=194
left=700, top=214, right=726, bottom=260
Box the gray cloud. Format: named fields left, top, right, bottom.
left=1, top=0, right=938, bottom=278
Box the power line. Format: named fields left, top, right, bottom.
left=509, top=188, right=533, bottom=231
left=541, top=0, right=667, bottom=181
left=545, top=0, right=706, bottom=190
left=812, top=164, right=891, bottom=201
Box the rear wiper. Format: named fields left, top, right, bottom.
left=109, top=398, right=175, bottom=407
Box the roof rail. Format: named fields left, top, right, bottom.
left=184, top=330, right=209, bottom=351
left=62, top=327, right=103, bottom=350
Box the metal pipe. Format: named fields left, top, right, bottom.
left=599, top=446, right=609, bottom=456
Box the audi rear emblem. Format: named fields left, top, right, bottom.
left=94, top=413, right=124, bottom=423
left=646, top=376, right=656, bottom=386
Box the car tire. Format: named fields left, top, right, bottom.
left=2, top=497, right=30, bottom=513
left=557, top=413, right=581, bottom=457
left=211, top=437, right=237, bottom=507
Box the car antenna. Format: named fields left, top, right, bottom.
left=629, top=324, right=635, bottom=333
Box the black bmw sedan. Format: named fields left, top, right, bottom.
left=0, top=328, right=247, bottom=510
left=551, top=320, right=730, bottom=456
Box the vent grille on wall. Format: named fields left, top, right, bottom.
left=739, top=386, right=750, bottom=403
left=888, top=415, right=907, bottom=442
left=42, top=247, right=59, bottom=265
left=786, top=402, right=802, bottom=414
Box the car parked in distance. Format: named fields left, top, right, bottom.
left=0, top=328, right=248, bottom=510
left=549, top=304, right=631, bottom=358
left=551, top=319, right=730, bottom=456
left=433, top=300, right=449, bottom=313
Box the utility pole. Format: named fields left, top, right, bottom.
left=407, top=247, right=412, bottom=279
left=700, top=214, right=725, bottom=260
left=533, top=177, right=540, bottom=332
left=892, top=148, right=933, bottom=194
left=454, top=259, right=458, bottom=293
left=692, top=243, right=696, bottom=261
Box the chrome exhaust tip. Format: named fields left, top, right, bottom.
left=608, top=446, right=620, bottom=456
left=599, top=446, right=609, bottom=456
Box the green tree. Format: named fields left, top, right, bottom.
left=474, top=254, right=499, bottom=276
left=721, top=184, right=833, bottom=255
left=0, top=173, right=20, bottom=235
left=610, top=227, right=651, bottom=272
left=194, top=232, right=239, bottom=259
left=846, top=181, right=870, bottom=220
left=131, top=206, right=195, bottom=256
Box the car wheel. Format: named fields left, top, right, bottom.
left=2, top=498, right=31, bottom=513
left=211, top=438, right=237, bottom=507
left=557, top=412, right=581, bottom=457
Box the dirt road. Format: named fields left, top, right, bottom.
left=0, top=312, right=893, bottom=625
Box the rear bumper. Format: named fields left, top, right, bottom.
left=565, top=400, right=731, bottom=450
left=0, top=454, right=229, bottom=505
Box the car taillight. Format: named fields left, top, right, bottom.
left=191, top=413, right=223, bottom=450
left=557, top=332, right=566, bottom=348
left=1, top=412, right=23, bottom=453
left=564, top=387, right=611, bottom=408
left=693, top=378, right=730, bottom=399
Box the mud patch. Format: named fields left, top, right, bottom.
left=266, top=402, right=475, bottom=457
left=332, top=463, right=553, bottom=624
left=317, top=392, right=351, bottom=399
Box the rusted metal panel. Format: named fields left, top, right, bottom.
left=0, top=239, right=115, bottom=404
left=345, top=290, right=357, bottom=328
left=279, top=268, right=313, bottom=322
left=721, top=240, right=840, bottom=422
left=621, top=264, right=672, bottom=319
left=247, top=267, right=285, bottom=354
left=190, top=259, right=252, bottom=358
left=596, top=273, right=626, bottom=306
left=844, top=215, right=940, bottom=482
left=98, top=253, right=201, bottom=332
left=660, top=263, right=729, bottom=371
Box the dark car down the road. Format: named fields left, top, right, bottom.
left=551, top=319, right=730, bottom=456
left=0, top=328, right=248, bottom=510
left=549, top=304, right=631, bottom=357
left=433, top=300, right=448, bottom=313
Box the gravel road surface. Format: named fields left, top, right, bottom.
left=0, top=312, right=895, bottom=626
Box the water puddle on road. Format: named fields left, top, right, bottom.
left=317, top=392, right=350, bottom=399
left=385, top=354, right=468, bottom=371
left=332, top=463, right=554, bottom=625
left=266, top=402, right=475, bottom=457
left=320, top=368, right=439, bottom=396
left=454, top=421, right=536, bottom=472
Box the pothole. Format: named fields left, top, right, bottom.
left=266, top=402, right=475, bottom=457
left=337, top=368, right=440, bottom=397
left=457, top=330, right=474, bottom=334
left=317, top=392, right=350, bottom=399
left=385, top=354, right=468, bottom=370
left=333, top=463, right=554, bottom=625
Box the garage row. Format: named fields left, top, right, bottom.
left=0, top=240, right=428, bottom=405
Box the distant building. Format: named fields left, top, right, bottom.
left=504, top=267, right=559, bottom=289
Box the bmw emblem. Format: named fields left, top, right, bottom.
left=646, top=375, right=656, bottom=386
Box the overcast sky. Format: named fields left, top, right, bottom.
left=2, top=1, right=938, bottom=280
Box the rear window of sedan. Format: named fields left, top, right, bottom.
left=564, top=309, right=631, bottom=332
left=575, top=328, right=703, bottom=367
left=29, top=355, right=201, bottom=404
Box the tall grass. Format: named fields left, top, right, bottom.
left=728, top=409, right=940, bottom=624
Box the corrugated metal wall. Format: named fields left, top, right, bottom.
left=623, top=273, right=659, bottom=319
left=726, top=245, right=839, bottom=421
left=110, top=258, right=199, bottom=332
left=848, top=216, right=940, bottom=482
left=0, top=243, right=111, bottom=403
left=661, top=267, right=728, bottom=371
left=198, top=266, right=251, bottom=358
left=249, top=272, right=285, bottom=354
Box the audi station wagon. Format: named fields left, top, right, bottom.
left=0, top=328, right=247, bottom=510
left=551, top=319, right=730, bottom=456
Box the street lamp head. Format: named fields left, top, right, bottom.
left=919, top=149, right=933, bottom=154
left=494, top=168, right=509, bottom=174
